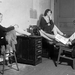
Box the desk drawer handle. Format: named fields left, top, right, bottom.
left=38, top=50, right=41, bottom=52
left=37, top=56, right=41, bottom=58
left=37, top=41, right=41, bottom=43
left=37, top=45, right=41, bottom=48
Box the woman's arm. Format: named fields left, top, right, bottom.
left=0, top=25, right=14, bottom=32
left=6, top=26, right=14, bottom=32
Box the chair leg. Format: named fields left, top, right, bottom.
left=1, top=46, right=6, bottom=75
left=0, top=45, right=19, bottom=75
left=2, top=53, right=6, bottom=75
left=56, top=46, right=61, bottom=66
left=13, top=51, right=19, bottom=71
left=73, top=59, right=75, bottom=69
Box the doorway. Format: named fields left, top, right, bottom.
left=54, top=0, right=75, bottom=36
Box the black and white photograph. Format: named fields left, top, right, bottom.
left=0, top=0, right=75, bottom=75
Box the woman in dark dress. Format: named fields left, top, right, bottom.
left=39, top=9, right=75, bottom=58
left=39, top=9, right=64, bottom=41
left=39, top=9, right=65, bottom=59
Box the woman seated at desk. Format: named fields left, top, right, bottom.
left=39, top=9, right=75, bottom=58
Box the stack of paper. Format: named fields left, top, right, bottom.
left=55, top=34, right=69, bottom=44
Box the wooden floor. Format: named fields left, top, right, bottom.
left=0, top=58, right=75, bottom=75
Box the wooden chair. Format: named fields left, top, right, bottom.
left=39, top=30, right=75, bottom=69
left=56, top=43, right=75, bottom=69
left=0, top=40, right=19, bottom=75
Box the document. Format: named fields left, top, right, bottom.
left=15, top=27, right=31, bottom=36
left=55, top=34, right=69, bottom=44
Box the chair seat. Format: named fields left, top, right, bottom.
left=56, top=43, right=73, bottom=51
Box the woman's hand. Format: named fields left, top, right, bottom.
left=66, top=41, right=72, bottom=45
left=48, top=23, right=50, bottom=26
left=63, top=34, right=66, bottom=37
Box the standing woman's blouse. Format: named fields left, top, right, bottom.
left=39, top=17, right=54, bottom=34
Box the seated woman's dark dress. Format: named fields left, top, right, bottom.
left=39, top=17, right=54, bottom=34
left=39, top=17, right=55, bottom=59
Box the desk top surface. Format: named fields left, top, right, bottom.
left=17, top=35, right=42, bottom=38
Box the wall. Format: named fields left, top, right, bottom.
left=54, top=0, right=75, bottom=35
left=0, top=0, right=54, bottom=29
left=51, top=0, right=54, bottom=21
left=0, top=0, right=33, bottom=29
left=38, top=0, right=54, bottom=21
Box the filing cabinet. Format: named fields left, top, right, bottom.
left=16, top=36, right=42, bottom=65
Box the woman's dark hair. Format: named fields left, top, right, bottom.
left=44, top=9, right=52, bottom=16
left=0, top=13, right=2, bottom=15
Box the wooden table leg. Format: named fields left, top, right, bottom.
left=73, top=59, right=75, bottom=69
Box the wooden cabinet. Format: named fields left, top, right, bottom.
left=16, top=36, right=42, bottom=65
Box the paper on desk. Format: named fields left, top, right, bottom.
left=55, top=34, right=69, bottom=44
left=15, top=27, right=31, bottom=36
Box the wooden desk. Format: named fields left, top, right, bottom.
left=16, top=35, right=42, bottom=65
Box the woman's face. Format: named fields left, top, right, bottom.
left=47, top=11, right=52, bottom=17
